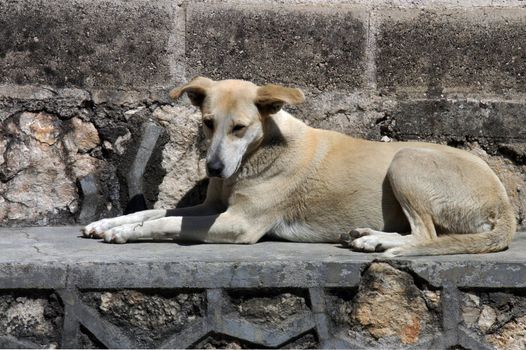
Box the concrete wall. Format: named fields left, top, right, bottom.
left=0, top=0, right=525, bottom=226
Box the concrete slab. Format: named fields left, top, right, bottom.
left=1, top=226, right=525, bottom=289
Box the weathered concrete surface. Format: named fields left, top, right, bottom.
left=376, top=9, right=526, bottom=96
left=186, top=4, right=367, bottom=90
left=1, top=226, right=525, bottom=289
left=0, top=0, right=180, bottom=98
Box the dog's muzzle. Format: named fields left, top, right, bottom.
left=206, top=158, right=225, bottom=177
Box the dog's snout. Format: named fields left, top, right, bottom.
left=206, top=158, right=224, bottom=177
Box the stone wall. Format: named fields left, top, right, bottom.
left=0, top=0, right=525, bottom=227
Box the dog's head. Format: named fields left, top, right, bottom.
left=170, top=77, right=304, bottom=178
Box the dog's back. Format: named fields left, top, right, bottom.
left=263, top=111, right=515, bottom=255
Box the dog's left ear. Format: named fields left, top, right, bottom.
left=169, top=76, right=214, bottom=107
left=255, top=84, right=305, bottom=115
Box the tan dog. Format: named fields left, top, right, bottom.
left=82, top=77, right=516, bottom=256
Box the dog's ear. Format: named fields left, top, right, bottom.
left=169, top=77, right=214, bottom=107
left=255, top=84, right=305, bottom=115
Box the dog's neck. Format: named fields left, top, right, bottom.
left=234, top=111, right=306, bottom=180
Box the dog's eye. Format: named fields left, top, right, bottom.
left=203, top=119, right=214, bottom=130
left=232, top=124, right=246, bottom=133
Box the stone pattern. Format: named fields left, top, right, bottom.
left=461, top=291, right=526, bottom=350
left=0, top=0, right=525, bottom=228
left=349, top=263, right=441, bottom=346
left=0, top=292, right=63, bottom=348
left=82, top=290, right=206, bottom=348
left=1, top=262, right=523, bottom=348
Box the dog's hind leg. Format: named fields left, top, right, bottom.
left=378, top=148, right=514, bottom=257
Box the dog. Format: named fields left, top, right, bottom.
left=82, top=77, right=516, bottom=256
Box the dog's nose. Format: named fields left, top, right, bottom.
left=206, top=159, right=224, bottom=177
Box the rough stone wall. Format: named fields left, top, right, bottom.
left=2, top=262, right=524, bottom=348
left=0, top=0, right=525, bottom=227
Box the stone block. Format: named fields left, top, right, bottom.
left=390, top=99, right=526, bottom=142
left=186, top=4, right=367, bottom=90
left=349, top=263, right=440, bottom=346
left=376, top=9, right=526, bottom=95
left=0, top=0, right=179, bottom=92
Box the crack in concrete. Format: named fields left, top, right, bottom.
left=20, top=229, right=50, bottom=257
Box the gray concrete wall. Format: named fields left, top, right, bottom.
left=0, top=0, right=525, bottom=227
left=1, top=227, right=526, bottom=349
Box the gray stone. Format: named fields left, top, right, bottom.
left=0, top=292, right=63, bottom=348
left=126, top=122, right=164, bottom=199
left=78, top=175, right=100, bottom=225
left=294, top=91, right=396, bottom=140
left=376, top=9, right=526, bottom=96
left=229, top=291, right=309, bottom=325
left=82, top=290, right=206, bottom=348
left=0, top=112, right=108, bottom=225
left=186, top=4, right=367, bottom=90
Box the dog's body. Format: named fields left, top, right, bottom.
left=82, top=78, right=516, bottom=256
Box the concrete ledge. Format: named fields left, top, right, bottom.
left=1, top=226, right=525, bottom=348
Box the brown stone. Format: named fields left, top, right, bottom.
left=19, top=112, right=59, bottom=145
left=0, top=114, right=78, bottom=224
left=63, top=117, right=100, bottom=153
left=487, top=315, right=526, bottom=350
left=351, top=262, right=437, bottom=345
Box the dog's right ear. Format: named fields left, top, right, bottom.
left=256, top=84, right=305, bottom=115
left=169, top=77, right=214, bottom=107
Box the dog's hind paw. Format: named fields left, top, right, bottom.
left=340, top=228, right=372, bottom=247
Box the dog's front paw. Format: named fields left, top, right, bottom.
left=82, top=219, right=114, bottom=239
left=102, top=226, right=131, bottom=244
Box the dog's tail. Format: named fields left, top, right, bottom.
left=389, top=205, right=517, bottom=257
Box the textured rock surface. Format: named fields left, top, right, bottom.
left=186, top=4, right=367, bottom=90
left=376, top=9, right=526, bottom=95
left=82, top=290, right=206, bottom=347
left=153, top=104, right=208, bottom=209
left=0, top=112, right=87, bottom=225
left=350, top=263, right=440, bottom=346
left=461, top=291, right=526, bottom=350
left=0, top=293, right=62, bottom=348
left=0, top=0, right=178, bottom=96
left=229, top=290, right=309, bottom=324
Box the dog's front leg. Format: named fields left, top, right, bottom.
left=101, top=210, right=266, bottom=244
left=82, top=204, right=222, bottom=239
left=82, top=209, right=168, bottom=238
